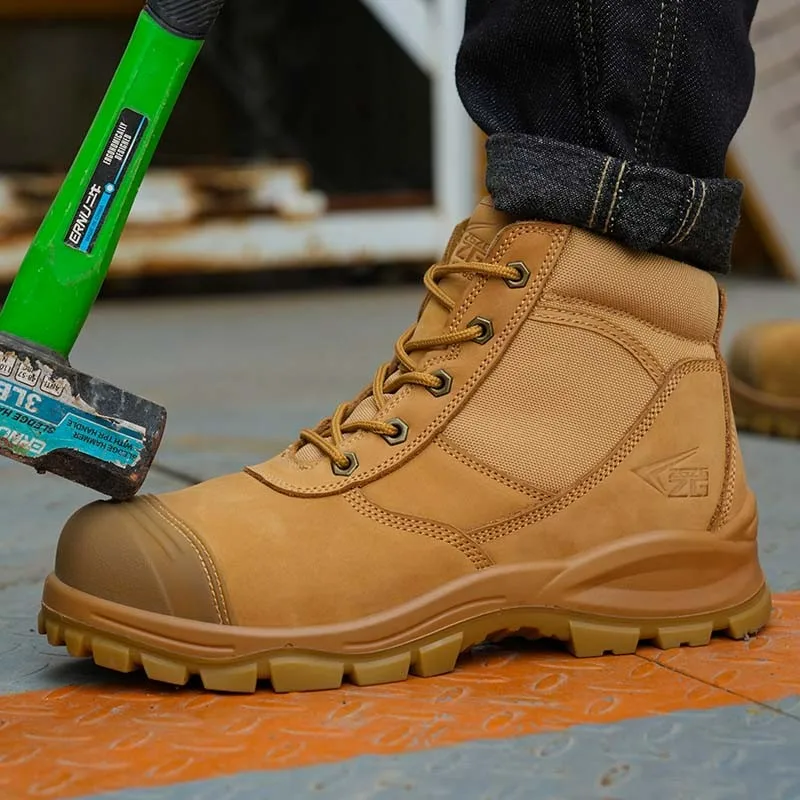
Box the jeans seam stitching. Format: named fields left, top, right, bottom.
left=634, top=0, right=667, bottom=158
left=604, top=161, right=628, bottom=234
left=667, top=177, right=696, bottom=245
left=675, top=179, right=707, bottom=244
left=587, top=0, right=599, bottom=89
left=588, top=156, right=613, bottom=228
left=645, top=0, right=682, bottom=161
left=575, top=0, right=594, bottom=146
left=587, top=0, right=600, bottom=143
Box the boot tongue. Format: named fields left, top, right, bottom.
left=411, top=197, right=510, bottom=347
left=295, top=198, right=509, bottom=462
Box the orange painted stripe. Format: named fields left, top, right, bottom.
left=0, top=593, right=798, bottom=800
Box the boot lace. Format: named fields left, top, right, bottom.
left=298, top=260, right=524, bottom=472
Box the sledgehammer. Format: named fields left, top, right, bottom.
left=0, top=0, right=225, bottom=499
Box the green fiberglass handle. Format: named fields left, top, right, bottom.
left=0, top=1, right=225, bottom=357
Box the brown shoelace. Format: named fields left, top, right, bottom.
left=299, top=260, right=523, bottom=471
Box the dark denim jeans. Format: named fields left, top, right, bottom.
left=456, top=0, right=759, bottom=273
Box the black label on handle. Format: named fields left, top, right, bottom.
left=64, top=108, right=149, bottom=255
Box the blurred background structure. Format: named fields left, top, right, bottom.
left=0, top=0, right=480, bottom=290
left=0, top=0, right=793, bottom=291
left=732, top=0, right=800, bottom=279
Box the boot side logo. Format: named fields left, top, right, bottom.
left=453, top=231, right=491, bottom=263
left=634, top=448, right=710, bottom=498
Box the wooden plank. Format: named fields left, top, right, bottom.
left=0, top=177, right=444, bottom=281
left=0, top=162, right=319, bottom=233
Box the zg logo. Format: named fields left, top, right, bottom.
left=634, top=449, right=710, bottom=498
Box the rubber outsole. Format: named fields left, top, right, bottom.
left=730, top=373, right=800, bottom=439
left=39, top=583, right=772, bottom=694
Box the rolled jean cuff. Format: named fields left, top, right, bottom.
left=485, top=134, right=743, bottom=273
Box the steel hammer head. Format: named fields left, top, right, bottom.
left=0, top=332, right=165, bottom=499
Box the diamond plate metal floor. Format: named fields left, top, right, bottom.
left=75, top=698, right=800, bottom=800
left=0, top=278, right=798, bottom=799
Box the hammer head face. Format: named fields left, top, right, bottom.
left=0, top=333, right=166, bottom=499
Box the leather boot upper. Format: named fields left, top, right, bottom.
left=56, top=200, right=750, bottom=629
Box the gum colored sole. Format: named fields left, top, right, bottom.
left=730, top=373, right=800, bottom=439
left=39, top=583, right=773, bottom=694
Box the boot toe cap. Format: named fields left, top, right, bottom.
left=55, top=497, right=226, bottom=624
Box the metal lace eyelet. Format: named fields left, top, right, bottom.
left=331, top=452, right=359, bottom=476
left=382, top=418, right=409, bottom=445
left=468, top=316, right=494, bottom=344
left=427, top=369, right=453, bottom=397
left=505, top=260, right=530, bottom=288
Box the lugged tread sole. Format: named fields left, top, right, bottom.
left=38, top=584, right=772, bottom=694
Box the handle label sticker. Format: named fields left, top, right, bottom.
left=65, top=108, right=149, bottom=254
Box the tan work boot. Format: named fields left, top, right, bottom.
left=729, top=321, right=800, bottom=439
left=40, top=200, right=771, bottom=693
